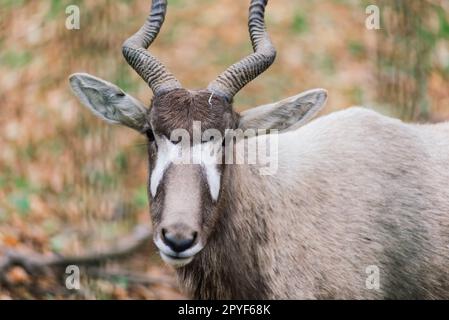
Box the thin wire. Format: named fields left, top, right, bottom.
left=208, top=92, right=214, bottom=107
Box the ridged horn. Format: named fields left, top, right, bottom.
left=122, top=0, right=181, bottom=95
left=207, top=0, right=276, bottom=99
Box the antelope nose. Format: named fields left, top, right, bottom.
left=161, top=226, right=197, bottom=253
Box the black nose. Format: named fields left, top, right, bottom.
left=162, top=228, right=197, bottom=253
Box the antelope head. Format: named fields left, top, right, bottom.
left=69, top=0, right=327, bottom=267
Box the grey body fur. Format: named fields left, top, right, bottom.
left=179, top=107, right=449, bottom=299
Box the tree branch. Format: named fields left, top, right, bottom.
left=0, top=225, right=152, bottom=281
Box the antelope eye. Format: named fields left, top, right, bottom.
left=202, top=135, right=218, bottom=144
left=146, top=130, right=155, bottom=142
left=171, top=136, right=183, bottom=144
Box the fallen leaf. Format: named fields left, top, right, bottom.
left=5, top=266, right=30, bottom=285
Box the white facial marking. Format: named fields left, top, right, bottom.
left=150, top=136, right=179, bottom=197
left=150, top=136, right=221, bottom=201
left=204, top=163, right=221, bottom=201
left=192, top=141, right=221, bottom=201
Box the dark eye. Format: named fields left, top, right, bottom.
left=146, top=130, right=155, bottom=142
left=171, top=135, right=182, bottom=144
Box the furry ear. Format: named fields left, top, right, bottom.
left=69, top=73, right=149, bottom=132
left=238, top=89, right=328, bottom=132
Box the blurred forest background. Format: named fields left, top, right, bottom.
left=0, top=0, right=448, bottom=299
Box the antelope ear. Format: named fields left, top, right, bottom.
left=238, top=89, right=327, bottom=132
left=69, top=73, right=150, bottom=133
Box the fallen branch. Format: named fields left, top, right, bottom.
left=0, top=225, right=152, bottom=280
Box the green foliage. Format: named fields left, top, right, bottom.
left=5, top=176, right=41, bottom=217
left=319, top=54, right=336, bottom=75
left=168, top=0, right=184, bottom=7
left=413, top=5, right=449, bottom=50
left=19, top=143, right=38, bottom=161
left=0, top=0, right=25, bottom=9
left=112, top=276, right=129, bottom=289
left=291, top=11, right=308, bottom=34
left=0, top=50, right=32, bottom=69
left=348, top=86, right=364, bottom=105
left=43, top=219, right=60, bottom=234
left=8, top=192, right=31, bottom=216
left=437, top=6, right=449, bottom=39
left=50, top=234, right=67, bottom=252
left=114, top=151, right=129, bottom=172
left=0, top=208, right=7, bottom=222
left=114, top=65, right=139, bottom=93
left=48, top=139, right=64, bottom=156
left=348, top=41, right=366, bottom=59
left=46, top=0, right=66, bottom=20
left=14, top=176, right=30, bottom=189
left=133, top=186, right=148, bottom=209
left=89, top=171, right=117, bottom=187
left=46, top=0, right=84, bottom=20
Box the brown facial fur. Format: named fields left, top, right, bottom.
left=145, top=89, right=273, bottom=299
left=146, top=89, right=239, bottom=266
left=149, top=89, right=239, bottom=140
left=145, top=87, right=238, bottom=216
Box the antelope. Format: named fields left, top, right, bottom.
left=69, top=0, right=449, bottom=299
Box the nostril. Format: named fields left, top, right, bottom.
left=162, top=229, right=197, bottom=253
